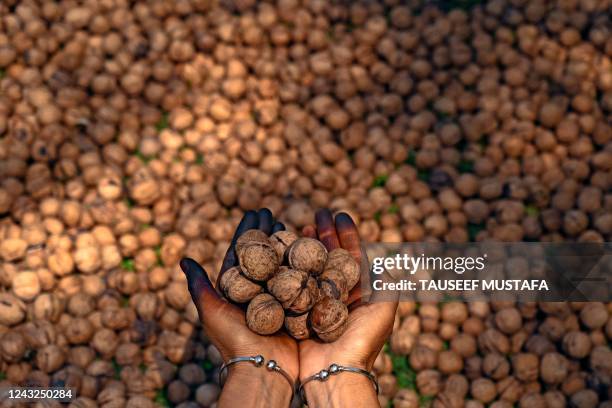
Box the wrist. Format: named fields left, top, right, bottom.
left=219, top=363, right=294, bottom=408
left=302, top=372, right=378, bottom=408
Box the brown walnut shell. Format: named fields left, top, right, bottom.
left=325, top=248, right=360, bottom=290
left=309, top=297, right=349, bottom=342
left=269, top=230, right=298, bottom=262
left=318, top=267, right=348, bottom=303
left=219, top=266, right=262, bottom=303
left=287, top=238, right=328, bottom=275
left=237, top=242, right=279, bottom=281
left=267, top=267, right=318, bottom=313
left=285, top=313, right=310, bottom=340
left=246, top=293, right=284, bottom=335
left=235, top=230, right=270, bottom=253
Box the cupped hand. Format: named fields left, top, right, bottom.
left=180, top=209, right=299, bottom=390
left=299, top=209, right=399, bottom=379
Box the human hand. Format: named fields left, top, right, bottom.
left=299, top=209, right=399, bottom=407
left=180, top=209, right=298, bottom=408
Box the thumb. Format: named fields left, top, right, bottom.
left=180, top=257, right=225, bottom=316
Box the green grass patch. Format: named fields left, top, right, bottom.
left=419, top=395, right=435, bottom=406
left=121, top=258, right=135, bottom=272
left=195, top=154, right=204, bottom=164
left=0, top=69, right=5, bottom=79
left=405, top=150, right=417, bottom=166
left=135, top=150, right=154, bottom=164
left=121, top=296, right=130, bottom=308
left=154, top=246, right=162, bottom=265
left=385, top=344, right=417, bottom=390
left=154, top=389, right=170, bottom=407
left=525, top=205, right=539, bottom=216
left=124, top=197, right=135, bottom=208
left=201, top=359, right=214, bottom=372
left=111, top=359, right=122, bottom=380
left=388, top=349, right=416, bottom=390
left=417, top=169, right=430, bottom=182
left=457, top=159, right=474, bottom=174
left=155, top=112, right=169, bottom=132
left=467, top=223, right=485, bottom=241
left=139, top=363, right=147, bottom=373
left=372, top=174, right=388, bottom=188
left=0, top=372, right=5, bottom=380
left=374, top=211, right=382, bottom=223
left=388, top=204, right=400, bottom=214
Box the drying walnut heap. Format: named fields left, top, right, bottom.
left=221, top=231, right=361, bottom=342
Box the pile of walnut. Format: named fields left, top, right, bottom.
left=219, top=230, right=360, bottom=342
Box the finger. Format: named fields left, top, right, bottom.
left=346, top=245, right=371, bottom=309
left=219, top=210, right=260, bottom=286
left=231, top=210, right=259, bottom=244
left=271, top=222, right=285, bottom=233
left=180, top=258, right=226, bottom=317
left=315, top=208, right=340, bottom=251
left=257, top=208, right=273, bottom=235
left=335, top=212, right=362, bottom=263
left=347, top=285, right=363, bottom=311
left=302, top=225, right=317, bottom=238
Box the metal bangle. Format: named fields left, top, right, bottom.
left=218, top=355, right=295, bottom=397
left=298, top=363, right=379, bottom=405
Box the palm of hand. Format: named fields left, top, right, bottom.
left=180, top=209, right=299, bottom=381
left=298, top=210, right=397, bottom=380
left=299, top=305, right=392, bottom=378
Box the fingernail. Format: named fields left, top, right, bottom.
left=335, top=212, right=354, bottom=227
left=180, top=258, right=199, bottom=282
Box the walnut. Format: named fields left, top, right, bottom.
left=269, top=230, right=298, bottom=262
left=287, top=238, right=328, bottom=275
left=309, top=297, right=348, bottom=342
left=235, top=229, right=270, bottom=253
left=540, top=352, right=568, bottom=384
left=470, top=378, right=497, bottom=403
left=267, top=267, right=317, bottom=313
left=512, top=353, right=539, bottom=382
left=482, top=353, right=509, bottom=380
left=318, top=267, right=348, bottom=303
left=246, top=293, right=284, bottom=335
left=393, top=389, right=419, bottom=408
left=35, top=344, right=65, bottom=373
left=195, top=383, right=220, bottom=407
left=12, top=271, right=41, bottom=301
left=410, top=345, right=438, bottom=371
left=0, top=332, right=26, bottom=362
left=324, top=248, right=360, bottom=290
left=219, top=266, right=263, bottom=303
left=495, top=308, right=522, bottom=334
left=438, top=350, right=463, bottom=374
left=416, top=369, right=442, bottom=396
left=562, top=331, right=591, bottom=359
left=0, top=293, right=26, bottom=326
left=285, top=313, right=310, bottom=340
left=237, top=235, right=279, bottom=281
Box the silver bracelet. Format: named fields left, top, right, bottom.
left=218, top=355, right=295, bottom=398
left=298, top=363, right=379, bottom=405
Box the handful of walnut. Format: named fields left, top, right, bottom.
left=219, top=230, right=360, bottom=342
